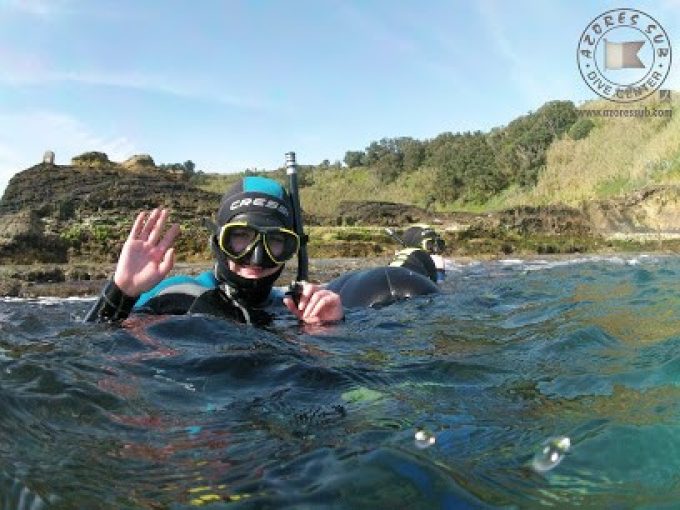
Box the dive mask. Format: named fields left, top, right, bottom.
left=218, top=222, right=300, bottom=266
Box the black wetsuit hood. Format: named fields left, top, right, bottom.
left=211, top=236, right=283, bottom=307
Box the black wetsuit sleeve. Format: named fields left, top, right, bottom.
left=83, top=280, right=138, bottom=323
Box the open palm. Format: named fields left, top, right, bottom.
left=113, top=208, right=181, bottom=297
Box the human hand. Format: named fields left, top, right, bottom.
left=283, top=282, right=344, bottom=324
left=113, top=208, right=181, bottom=297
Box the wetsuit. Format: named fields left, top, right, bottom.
left=326, top=265, right=439, bottom=309
left=325, top=248, right=439, bottom=309
left=86, top=258, right=440, bottom=322
left=84, top=271, right=286, bottom=325
left=85, top=244, right=441, bottom=322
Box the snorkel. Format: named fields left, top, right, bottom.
left=285, top=152, right=308, bottom=300
left=385, top=227, right=407, bottom=247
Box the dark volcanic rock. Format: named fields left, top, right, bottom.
left=0, top=209, right=68, bottom=262
left=472, top=205, right=593, bottom=237
left=333, top=200, right=440, bottom=226
left=1, top=163, right=220, bottom=220
left=0, top=163, right=222, bottom=264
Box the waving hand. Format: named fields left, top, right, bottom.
left=113, top=208, right=180, bottom=297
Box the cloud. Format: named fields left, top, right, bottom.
left=1, top=65, right=279, bottom=113
left=0, top=43, right=276, bottom=112
left=0, top=110, right=136, bottom=196
left=4, top=0, right=72, bottom=18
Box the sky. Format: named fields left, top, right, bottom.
left=0, top=0, right=678, bottom=195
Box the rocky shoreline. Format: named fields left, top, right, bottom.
left=0, top=257, right=394, bottom=299
left=4, top=162, right=680, bottom=298
left=5, top=249, right=680, bottom=299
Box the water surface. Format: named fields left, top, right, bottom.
left=2, top=255, right=680, bottom=509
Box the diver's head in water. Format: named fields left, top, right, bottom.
left=389, top=248, right=438, bottom=283
left=211, top=176, right=298, bottom=305
left=402, top=225, right=445, bottom=255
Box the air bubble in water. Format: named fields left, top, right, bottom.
left=531, top=436, right=570, bottom=473
left=414, top=428, right=436, bottom=449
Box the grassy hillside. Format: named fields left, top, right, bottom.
left=193, top=95, right=679, bottom=217
left=505, top=96, right=680, bottom=207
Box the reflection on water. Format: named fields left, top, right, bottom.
left=1, top=255, right=680, bottom=508
left=531, top=436, right=570, bottom=473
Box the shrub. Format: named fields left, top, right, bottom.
left=569, top=118, right=595, bottom=140
left=60, top=224, right=84, bottom=245
left=71, top=151, right=111, bottom=166
left=92, top=225, right=112, bottom=243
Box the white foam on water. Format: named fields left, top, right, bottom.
left=499, top=259, right=524, bottom=265
left=441, top=253, right=664, bottom=275
left=0, top=296, right=96, bottom=305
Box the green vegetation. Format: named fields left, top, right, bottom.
left=518, top=97, right=679, bottom=206
left=59, top=224, right=84, bottom=245
left=192, top=95, right=677, bottom=219
left=568, top=118, right=595, bottom=140
left=92, top=225, right=112, bottom=243
left=71, top=151, right=111, bottom=167
left=158, top=160, right=197, bottom=178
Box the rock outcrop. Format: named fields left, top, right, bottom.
left=71, top=151, right=111, bottom=167
left=0, top=163, right=221, bottom=263
left=0, top=209, right=68, bottom=263
left=122, top=154, right=155, bottom=170
left=468, top=205, right=592, bottom=237
left=585, top=186, right=680, bottom=236
left=332, top=200, right=442, bottom=226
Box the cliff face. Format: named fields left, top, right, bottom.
left=0, top=163, right=222, bottom=263
left=585, top=186, right=680, bottom=236
left=1, top=163, right=219, bottom=219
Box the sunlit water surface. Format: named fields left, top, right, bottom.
left=2, top=254, right=680, bottom=509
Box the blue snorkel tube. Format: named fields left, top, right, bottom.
left=285, top=152, right=309, bottom=298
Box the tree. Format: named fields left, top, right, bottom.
left=399, top=137, right=425, bottom=172
left=344, top=150, right=365, bottom=168
left=430, top=132, right=501, bottom=203
left=183, top=160, right=196, bottom=175
left=493, top=100, right=578, bottom=187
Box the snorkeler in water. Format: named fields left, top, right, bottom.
left=399, top=225, right=447, bottom=283
left=85, top=174, right=344, bottom=326
left=324, top=227, right=441, bottom=309
left=85, top=148, right=444, bottom=323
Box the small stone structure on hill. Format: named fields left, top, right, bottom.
left=43, top=150, right=55, bottom=165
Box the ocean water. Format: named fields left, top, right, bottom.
left=1, top=255, right=680, bottom=509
